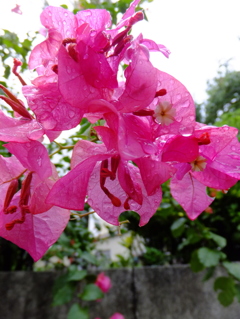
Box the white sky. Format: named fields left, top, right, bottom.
left=1, top=0, right=240, bottom=103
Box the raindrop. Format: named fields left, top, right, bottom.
left=231, top=146, right=236, bottom=151
left=83, top=54, right=89, bottom=60
left=68, top=111, right=75, bottom=118
left=37, top=157, right=42, bottom=167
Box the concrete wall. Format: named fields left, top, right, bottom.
left=0, top=266, right=240, bottom=319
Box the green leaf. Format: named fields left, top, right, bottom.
left=235, top=284, right=240, bottom=302
left=190, top=250, right=205, bottom=272
left=202, top=267, right=215, bottom=281
left=214, top=277, right=236, bottom=307
left=80, top=284, right=104, bottom=301
left=60, top=4, right=68, bottom=9
left=218, top=291, right=235, bottom=307
left=198, top=247, right=223, bottom=267
left=170, top=217, right=186, bottom=237
left=67, top=304, right=89, bottom=319
left=67, top=270, right=87, bottom=281
left=223, top=262, right=240, bottom=281
left=52, top=282, right=75, bottom=306
left=81, top=251, right=98, bottom=265
left=205, top=231, right=227, bottom=248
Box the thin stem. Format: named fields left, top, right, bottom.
left=70, top=211, right=95, bottom=218
left=49, top=142, right=74, bottom=157
left=3, top=168, right=28, bottom=184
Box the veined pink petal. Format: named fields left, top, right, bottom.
left=88, top=162, right=161, bottom=226
left=193, top=164, right=238, bottom=190
left=208, top=136, right=240, bottom=179
left=40, top=6, right=77, bottom=38
left=118, top=114, right=157, bottom=160
left=23, top=83, right=83, bottom=131
left=47, top=155, right=109, bottom=210
left=28, top=30, right=62, bottom=72
left=0, top=156, right=25, bottom=184
left=162, top=135, right=199, bottom=163
left=5, top=141, right=52, bottom=180
left=29, top=176, right=56, bottom=215
left=76, top=9, right=111, bottom=31
left=77, top=41, right=118, bottom=89
left=195, top=125, right=238, bottom=161
left=0, top=194, right=70, bottom=261
left=135, top=157, right=175, bottom=196
left=122, top=0, right=141, bottom=20
left=118, top=160, right=143, bottom=205
left=0, top=110, right=44, bottom=143
left=58, top=46, right=101, bottom=110
left=170, top=173, right=214, bottom=220
left=116, top=46, right=158, bottom=112
left=71, top=139, right=108, bottom=169
left=94, top=126, right=118, bottom=152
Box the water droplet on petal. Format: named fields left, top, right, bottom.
left=68, top=111, right=75, bottom=118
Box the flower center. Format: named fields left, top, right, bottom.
left=154, top=101, right=176, bottom=126
left=190, top=155, right=207, bottom=172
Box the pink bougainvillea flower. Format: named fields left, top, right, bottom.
left=47, top=138, right=161, bottom=226
left=95, top=272, right=112, bottom=293
left=167, top=125, right=240, bottom=219
left=109, top=313, right=125, bottom=319
left=11, top=4, right=22, bottom=15
left=0, top=141, right=70, bottom=260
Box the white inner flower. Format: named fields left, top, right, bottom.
left=154, top=101, right=176, bottom=126
left=190, top=155, right=207, bottom=172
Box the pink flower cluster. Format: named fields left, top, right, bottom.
left=1, top=0, right=240, bottom=261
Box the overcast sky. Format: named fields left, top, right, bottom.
left=1, top=0, right=240, bottom=103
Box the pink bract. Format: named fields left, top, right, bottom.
left=95, top=272, right=112, bottom=293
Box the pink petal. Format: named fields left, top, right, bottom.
left=76, top=9, right=111, bottom=31
left=0, top=156, right=25, bottom=184
left=71, top=140, right=108, bottom=169
left=5, top=141, right=52, bottom=180
left=0, top=111, right=44, bottom=143
left=170, top=173, right=214, bottom=220
left=23, top=83, right=83, bottom=131
left=88, top=163, right=161, bottom=226
left=195, top=125, right=238, bottom=160
left=40, top=6, right=77, bottom=38
left=162, top=135, right=199, bottom=163
left=116, top=46, right=158, bottom=112
left=0, top=198, right=70, bottom=261
left=135, top=157, right=175, bottom=195
left=77, top=41, right=118, bottom=89
left=193, top=164, right=238, bottom=190
left=58, top=46, right=101, bottom=110
left=47, top=155, right=108, bottom=210
left=28, top=30, right=62, bottom=72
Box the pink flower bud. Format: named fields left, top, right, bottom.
left=95, top=272, right=112, bottom=293
left=109, top=313, right=125, bottom=319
